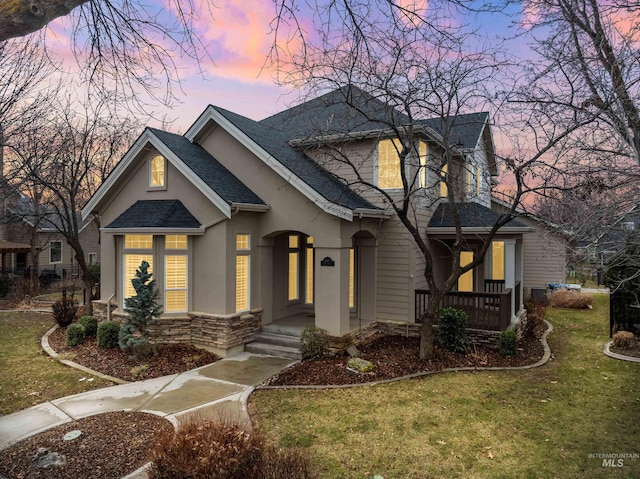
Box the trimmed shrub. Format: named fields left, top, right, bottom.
left=97, top=321, right=121, bottom=349
left=300, top=326, right=330, bottom=360
left=438, top=307, right=471, bottom=353
left=499, top=330, right=518, bottom=357
left=549, top=290, right=593, bottom=309
left=66, top=323, right=86, bottom=347
left=52, top=295, right=79, bottom=327
left=120, top=260, right=162, bottom=357
left=78, top=316, right=98, bottom=337
left=612, top=331, right=635, bottom=349
left=148, top=420, right=314, bottom=479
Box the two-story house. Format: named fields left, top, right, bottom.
left=83, top=86, right=544, bottom=356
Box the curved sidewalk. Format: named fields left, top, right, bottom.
left=0, top=353, right=296, bottom=452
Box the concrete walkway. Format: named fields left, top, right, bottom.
left=0, top=353, right=295, bottom=454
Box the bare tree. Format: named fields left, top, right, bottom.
left=268, top=0, right=575, bottom=359
left=5, top=97, right=141, bottom=313
left=516, top=0, right=640, bottom=167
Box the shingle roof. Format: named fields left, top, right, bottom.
left=428, top=202, right=528, bottom=229
left=417, top=112, right=489, bottom=150
left=260, top=86, right=408, bottom=138
left=106, top=200, right=201, bottom=229
left=213, top=106, right=378, bottom=211
left=148, top=128, right=265, bottom=206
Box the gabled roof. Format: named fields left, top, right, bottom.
left=105, top=200, right=202, bottom=233
left=82, top=128, right=267, bottom=221
left=148, top=128, right=265, bottom=207
left=427, top=202, right=532, bottom=233
left=260, top=86, right=408, bottom=138
left=417, top=112, right=489, bottom=150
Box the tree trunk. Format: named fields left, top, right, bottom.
left=419, top=312, right=436, bottom=360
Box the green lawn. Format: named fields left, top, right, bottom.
left=0, top=311, right=111, bottom=415
left=250, top=295, right=640, bottom=478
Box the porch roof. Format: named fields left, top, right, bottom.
left=427, top=202, right=533, bottom=234
left=0, top=240, right=31, bottom=253
left=104, top=200, right=202, bottom=232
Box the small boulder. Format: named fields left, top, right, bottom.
left=346, top=357, right=375, bottom=373
left=31, top=448, right=67, bottom=469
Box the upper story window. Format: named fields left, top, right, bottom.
left=476, top=165, right=482, bottom=195
left=622, top=221, right=635, bottom=231
left=149, top=155, right=166, bottom=188
left=50, top=241, right=62, bottom=264
left=440, top=164, right=448, bottom=198
left=418, top=141, right=428, bottom=188
left=377, top=139, right=403, bottom=189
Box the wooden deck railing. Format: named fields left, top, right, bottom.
left=415, top=283, right=520, bottom=332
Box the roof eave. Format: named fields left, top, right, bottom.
left=426, top=226, right=535, bottom=235
left=100, top=227, right=206, bottom=235
left=231, top=203, right=271, bottom=212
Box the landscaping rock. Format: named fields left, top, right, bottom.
left=347, top=357, right=375, bottom=373
left=31, top=448, right=67, bottom=469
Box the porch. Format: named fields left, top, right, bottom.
left=261, top=313, right=378, bottom=337
left=414, top=280, right=522, bottom=331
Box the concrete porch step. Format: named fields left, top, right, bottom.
left=253, top=332, right=301, bottom=349
left=261, top=323, right=304, bottom=338
left=245, top=341, right=302, bottom=360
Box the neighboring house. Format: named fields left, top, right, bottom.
left=0, top=179, right=100, bottom=282
left=491, top=198, right=567, bottom=294
left=83, top=86, right=544, bottom=356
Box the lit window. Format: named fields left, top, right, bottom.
left=349, top=248, right=355, bottom=308
left=125, top=235, right=152, bottom=249
left=124, top=254, right=153, bottom=299
left=476, top=165, right=482, bottom=195
left=50, top=241, right=62, bottom=263
left=440, top=164, right=448, bottom=198
left=150, top=155, right=165, bottom=188
left=305, top=237, right=314, bottom=304
left=458, top=251, right=474, bottom=292
left=419, top=141, right=428, bottom=188
left=165, top=255, right=187, bottom=312
left=377, top=139, right=403, bottom=189
left=166, top=235, right=187, bottom=250
left=467, top=166, right=474, bottom=193
left=492, top=241, right=505, bottom=280
left=235, top=234, right=251, bottom=312
left=288, top=234, right=299, bottom=301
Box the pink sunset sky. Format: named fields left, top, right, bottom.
left=39, top=0, right=536, bottom=134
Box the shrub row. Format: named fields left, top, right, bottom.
left=62, top=316, right=119, bottom=349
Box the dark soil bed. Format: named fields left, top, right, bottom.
left=610, top=340, right=640, bottom=358
left=0, top=411, right=173, bottom=479
left=47, top=326, right=221, bottom=382
left=267, top=328, right=547, bottom=386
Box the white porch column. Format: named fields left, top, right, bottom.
left=314, top=240, right=351, bottom=337
left=515, top=238, right=524, bottom=313
left=504, top=238, right=516, bottom=320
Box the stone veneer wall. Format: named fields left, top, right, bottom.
left=90, top=301, right=262, bottom=352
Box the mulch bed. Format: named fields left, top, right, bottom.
left=47, top=326, right=221, bottom=382
left=266, top=328, right=546, bottom=386
left=0, top=411, right=173, bottom=479
left=610, top=341, right=640, bottom=358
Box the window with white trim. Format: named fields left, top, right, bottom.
left=88, top=253, right=98, bottom=265
left=123, top=234, right=153, bottom=300
left=49, top=241, right=62, bottom=264
left=476, top=165, right=482, bottom=195
left=149, top=155, right=166, bottom=188
left=418, top=141, right=428, bottom=188
left=377, top=139, right=403, bottom=189
left=288, top=234, right=299, bottom=301
left=165, top=235, right=188, bottom=312
left=235, top=234, right=250, bottom=312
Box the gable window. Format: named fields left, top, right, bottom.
left=123, top=234, right=153, bottom=300
left=50, top=241, right=62, bottom=264
left=149, top=155, right=166, bottom=188
left=288, top=234, right=300, bottom=301
left=466, top=166, right=474, bottom=193
left=476, top=165, right=482, bottom=195
left=236, top=234, right=251, bottom=312
left=377, top=139, right=403, bottom=189
left=165, top=235, right=188, bottom=312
